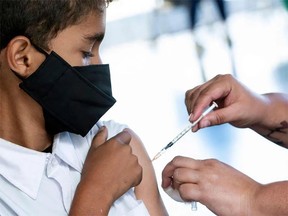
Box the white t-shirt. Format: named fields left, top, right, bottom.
left=0, top=120, right=150, bottom=216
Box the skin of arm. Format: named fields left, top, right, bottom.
left=127, top=128, right=168, bottom=216
left=172, top=74, right=288, bottom=215
left=251, top=93, right=288, bottom=147
left=162, top=156, right=288, bottom=216
left=69, top=126, right=168, bottom=216
left=69, top=127, right=143, bottom=216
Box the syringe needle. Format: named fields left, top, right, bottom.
left=152, top=102, right=218, bottom=161
left=151, top=141, right=173, bottom=161
left=151, top=149, right=165, bottom=161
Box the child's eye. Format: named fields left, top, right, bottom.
left=82, top=51, right=94, bottom=59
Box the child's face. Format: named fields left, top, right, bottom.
left=48, top=11, right=106, bottom=67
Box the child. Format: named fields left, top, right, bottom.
left=0, top=0, right=167, bottom=215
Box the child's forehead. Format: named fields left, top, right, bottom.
left=67, top=12, right=105, bottom=34
left=49, top=13, right=105, bottom=47
left=51, top=10, right=106, bottom=40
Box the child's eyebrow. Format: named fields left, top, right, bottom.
left=83, top=32, right=105, bottom=43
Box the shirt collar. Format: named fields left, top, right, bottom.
left=0, top=138, right=48, bottom=199
left=0, top=132, right=91, bottom=200
left=52, top=132, right=86, bottom=173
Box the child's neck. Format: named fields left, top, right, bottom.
left=0, top=83, right=53, bottom=151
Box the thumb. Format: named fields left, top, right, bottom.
left=199, top=106, right=235, bottom=128
left=92, top=126, right=108, bottom=148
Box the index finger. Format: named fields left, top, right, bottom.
left=186, top=75, right=233, bottom=122
left=162, top=156, right=200, bottom=188
left=91, top=126, right=108, bottom=148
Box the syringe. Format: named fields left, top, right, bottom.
left=152, top=101, right=218, bottom=161
left=153, top=102, right=218, bottom=212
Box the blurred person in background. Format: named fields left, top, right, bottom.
left=189, top=0, right=228, bottom=31
left=187, top=0, right=235, bottom=80
left=163, top=0, right=236, bottom=80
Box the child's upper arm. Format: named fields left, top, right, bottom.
left=124, top=128, right=168, bottom=216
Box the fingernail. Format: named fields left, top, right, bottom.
left=189, top=113, right=194, bottom=121
left=99, top=126, right=105, bottom=131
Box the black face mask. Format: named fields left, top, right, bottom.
left=19, top=49, right=116, bottom=137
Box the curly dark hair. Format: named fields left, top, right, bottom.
left=0, top=0, right=113, bottom=50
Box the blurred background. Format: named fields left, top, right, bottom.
left=100, top=0, right=288, bottom=215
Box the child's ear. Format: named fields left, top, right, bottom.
left=6, top=36, right=45, bottom=78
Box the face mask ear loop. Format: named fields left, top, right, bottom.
left=12, top=43, right=49, bottom=81
left=31, top=43, right=49, bottom=58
